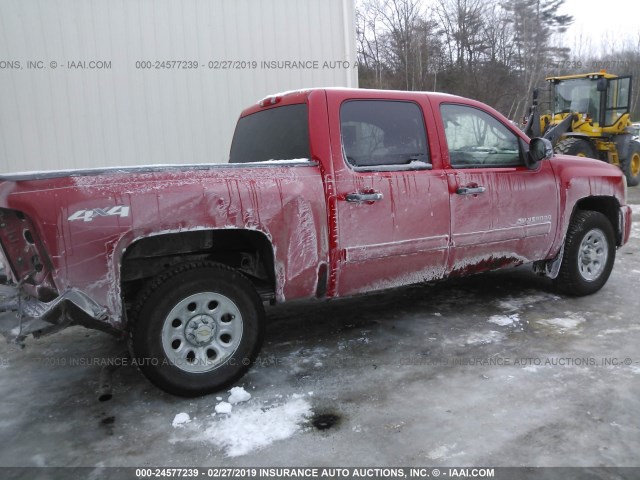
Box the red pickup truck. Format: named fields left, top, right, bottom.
left=0, top=88, right=632, bottom=396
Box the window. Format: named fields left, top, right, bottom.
left=554, top=78, right=600, bottom=121
left=340, top=100, right=429, bottom=169
left=229, top=104, right=310, bottom=163
left=440, top=104, right=521, bottom=168
left=604, top=77, right=631, bottom=126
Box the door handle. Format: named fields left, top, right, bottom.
left=346, top=191, right=384, bottom=203
left=456, top=185, right=486, bottom=195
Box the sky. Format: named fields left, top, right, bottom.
left=559, top=0, right=639, bottom=54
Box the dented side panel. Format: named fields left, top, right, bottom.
left=0, top=164, right=328, bottom=328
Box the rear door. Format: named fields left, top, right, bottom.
left=437, top=103, right=559, bottom=275
left=327, top=92, right=451, bottom=296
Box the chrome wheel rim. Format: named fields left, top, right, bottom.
left=577, top=228, right=608, bottom=281
left=161, top=292, right=243, bottom=373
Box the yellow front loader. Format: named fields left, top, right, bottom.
left=524, top=71, right=640, bottom=186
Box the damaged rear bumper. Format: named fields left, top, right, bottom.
left=0, top=285, right=118, bottom=343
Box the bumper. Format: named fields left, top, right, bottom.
left=0, top=285, right=116, bottom=343
left=620, top=205, right=632, bottom=246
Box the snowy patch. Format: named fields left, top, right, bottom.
left=488, top=314, right=519, bottom=326
left=262, top=88, right=312, bottom=99
left=228, top=387, right=251, bottom=405
left=497, top=292, right=560, bottom=312
left=172, top=413, right=191, bottom=427
left=538, top=316, right=585, bottom=331
left=215, top=402, right=233, bottom=414
left=629, top=366, right=640, bottom=375
left=426, top=443, right=462, bottom=460
left=200, top=397, right=311, bottom=457
left=362, top=265, right=447, bottom=293
left=465, top=331, right=505, bottom=346
left=598, top=328, right=635, bottom=335
left=523, top=365, right=539, bottom=373
left=285, top=346, right=330, bottom=371
left=261, top=158, right=312, bottom=164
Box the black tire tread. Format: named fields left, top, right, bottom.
left=621, top=141, right=640, bottom=187
left=554, top=210, right=615, bottom=296
left=127, top=260, right=264, bottom=396
left=555, top=137, right=596, bottom=158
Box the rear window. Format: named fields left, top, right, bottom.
left=229, top=104, right=310, bottom=163
left=340, top=100, right=429, bottom=168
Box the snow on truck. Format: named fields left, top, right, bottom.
left=0, top=88, right=632, bottom=396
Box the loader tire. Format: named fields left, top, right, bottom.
left=555, top=138, right=597, bottom=159
left=621, top=141, right=640, bottom=187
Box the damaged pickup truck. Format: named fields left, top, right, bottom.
left=0, top=88, right=632, bottom=396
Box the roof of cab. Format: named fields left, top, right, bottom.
left=239, top=87, right=468, bottom=118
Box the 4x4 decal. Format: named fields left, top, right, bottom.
left=68, top=206, right=130, bottom=222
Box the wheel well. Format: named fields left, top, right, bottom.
left=120, top=230, right=276, bottom=315
left=573, top=196, right=622, bottom=245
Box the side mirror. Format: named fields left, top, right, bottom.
left=597, top=78, right=607, bottom=92
left=525, top=137, right=553, bottom=169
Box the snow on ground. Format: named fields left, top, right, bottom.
left=496, top=292, right=561, bottom=312
left=170, top=392, right=313, bottom=458
left=215, top=402, right=233, bottom=414
left=228, top=387, right=251, bottom=404
left=172, top=413, right=191, bottom=428
left=198, top=396, right=312, bottom=457
left=488, top=313, right=520, bottom=326
left=537, top=316, right=585, bottom=331
left=427, top=443, right=464, bottom=460
left=465, top=330, right=506, bottom=346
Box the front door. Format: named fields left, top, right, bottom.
left=438, top=103, right=559, bottom=275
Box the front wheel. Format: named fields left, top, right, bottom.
left=129, top=262, right=265, bottom=397
left=553, top=211, right=616, bottom=296
left=621, top=141, right=640, bottom=187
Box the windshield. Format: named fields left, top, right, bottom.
left=553, top=78, right=600, bottom=120
left=229, top=104, right=310, bottom=163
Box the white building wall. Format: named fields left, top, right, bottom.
left=0, top=0, right=357, bottom=173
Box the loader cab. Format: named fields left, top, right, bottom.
left=548, top=72, right=632, bottom=129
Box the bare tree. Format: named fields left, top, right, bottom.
left=356, top=0, right=577, bottom=120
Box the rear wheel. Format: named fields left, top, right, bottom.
left=555, top=137, right=597, bottom=158
left=553, top=211, right=616, bottom=296
left=621, top=141, right=640, bottom=187
left=129, top=261, right=265, bottom=397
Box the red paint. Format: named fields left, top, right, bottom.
left=0, top=88, right=631, bottom=331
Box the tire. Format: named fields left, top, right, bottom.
left=621, top=141, right=640, bottom=187
left=555, top=137, right=597, bottom=158
left=128, top=261, right=265, bottom=397
left=553, top=211, right=616, bottom=296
